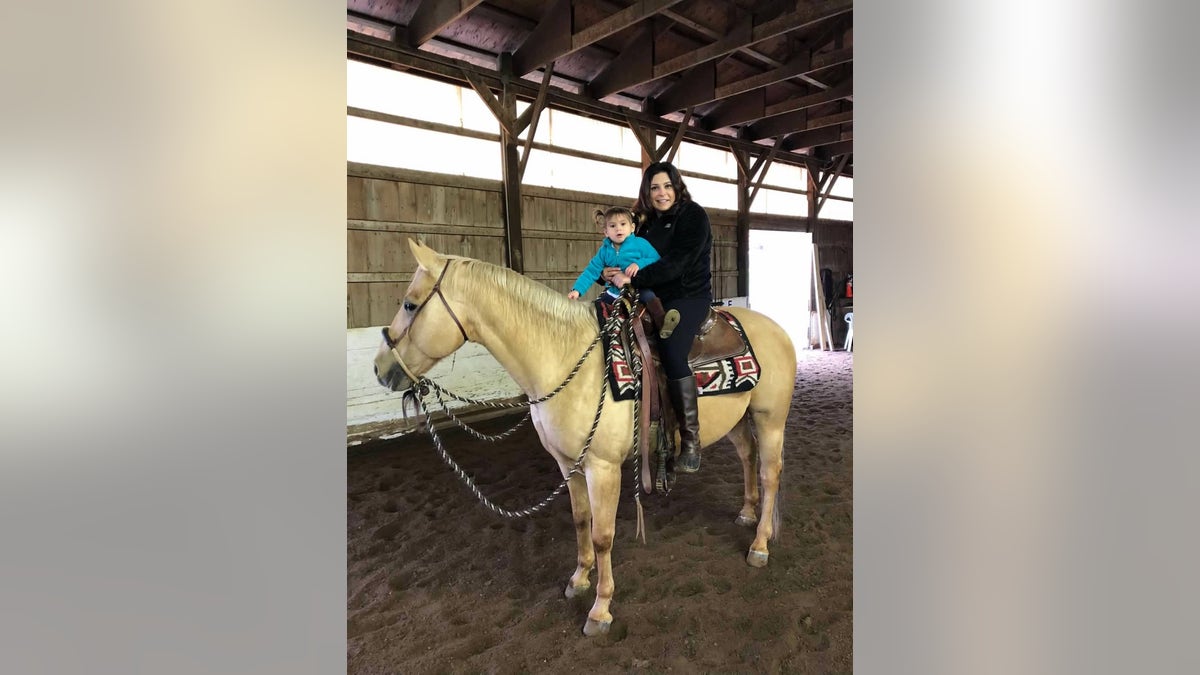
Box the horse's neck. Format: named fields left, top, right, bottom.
left=470, top=296, right=597, bottom=399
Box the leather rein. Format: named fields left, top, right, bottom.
left=381, top=262, right=469, bottom=386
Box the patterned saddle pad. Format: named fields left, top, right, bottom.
left=595, top=301, right=761, bottom=401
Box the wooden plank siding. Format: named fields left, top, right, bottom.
left=347, top=161, right=820, bottom=328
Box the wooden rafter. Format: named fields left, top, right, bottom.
left=407, top=0, right=485, bottom=48
left=781, top=125, right=847, bottom=152
left=512, top=0, right=688, bottom=76
left=817, top=140, right=853, bottom=159
left=705, top=80, right=852, bottom=131
left=655, top=47, right=852, bottom=115
left=745, top=107, right=852, bottom=141
left=588, top=0, right=851, bottom=98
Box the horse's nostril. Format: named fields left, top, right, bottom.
left=373, top=364, right=378, bottom=376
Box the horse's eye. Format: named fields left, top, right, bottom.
left=403, top=300, right=418, bottom=312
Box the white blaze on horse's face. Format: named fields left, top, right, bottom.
left=373, top=241, right=468, bottom=392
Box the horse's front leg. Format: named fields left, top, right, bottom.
left=727, top=414, right=760, bottom=527
left=562, top=470, right=594, bottom=598
left=582, top=458, right=622, bottom=637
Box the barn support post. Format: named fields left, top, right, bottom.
left=733, top=147, right=751, bottom=297
left=498, top=52, right=525, bottom=273
left=807, top=162, right=818, bottom=231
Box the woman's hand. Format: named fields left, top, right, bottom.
left=567, top=290, right=580, bottom=300
left=610, top=272, right=632, bottom=288
left=601, top=267, right=621, bottom=283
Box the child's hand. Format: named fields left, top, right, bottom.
left=567, top=290, right=580, bottom=300
left=624, top=263, right=639, bottom=276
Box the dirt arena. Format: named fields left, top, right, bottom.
left=348, top=351, right=852, bottom=674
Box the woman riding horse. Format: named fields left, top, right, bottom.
left=607, top=162, right=712, bottom=473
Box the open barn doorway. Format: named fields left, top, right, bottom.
left=748, top=229, right=813, bottom=357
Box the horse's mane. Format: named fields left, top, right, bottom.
left=444, top=256, right=599, bottom=338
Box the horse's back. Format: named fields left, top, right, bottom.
left=694, top=306, right=796, bottom=444
left=724, top=306, right=797, bottom=382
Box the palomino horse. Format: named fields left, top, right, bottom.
left=374, top=240, right=797, bottom=637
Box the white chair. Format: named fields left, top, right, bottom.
left=843, top=312, right=853, bottom=351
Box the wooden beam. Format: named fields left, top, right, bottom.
left=461, top=69, right=515, bottom=138
left=347, top=32, right=825, bottom=171
left=513, top=0, right=689, bottom=76
left=747, top=137, right=783, bottom=207
left=763, top=81, right=853, bottom=118
left=781, top=125, right=844, bottom=152
left=661, top=107, right=694, bottom=163
left=701, top=89, right=766, bottom=131
left=406, top=0, right=484, bottom=48
left=514, top=60, right=556, bottom=134
left=623, top=113, right=659, bottom=160
left=736, top=152, right=750, bottom=296
left=653, top=61, right=716, bottom=116
left=807, top=158, right=818, bottom=228
left=731, top=147, right=750, bottom=177
left=658, top=47, right=851, bottom=114
left=352, top=107, right=834, bottom=198
left=815, top=154, right=848, bottom=217
left=586, top=21, right=657, bottom=100
left=517, top=62, right=555, bottom=182
left=817, top=140, right=854, bottom=158
left=498, top=53, right=524, bottom=273
left=745, top=108, right=852, bottom=141
left=590, top=0, right=852, bottom=98
left=709, top=81, right=851, bottom=131
left=509, top=0, right=571, bottom=76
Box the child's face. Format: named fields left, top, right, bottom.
left=604, top=215, right=634, bottom=244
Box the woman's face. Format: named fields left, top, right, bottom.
left=648, top=171, right=676, bottom=212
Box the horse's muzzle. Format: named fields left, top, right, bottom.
left=375, top=363, right=410, bottom=392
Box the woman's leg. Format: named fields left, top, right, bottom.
left=659, top=297, right=710, bottom=472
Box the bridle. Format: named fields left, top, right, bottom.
left=381, top=261, right=469, bottom=387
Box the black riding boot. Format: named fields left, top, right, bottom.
left=667, top=376, right=701, bottom=473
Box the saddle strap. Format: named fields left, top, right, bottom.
left=631, top=315, right=656, bottom=494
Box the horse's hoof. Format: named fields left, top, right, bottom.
left=564, top=583, right=590, bottom=599
left=746, top=550, right=769, bottom=567
left=583, top=618, right=611, bottom=637
left=735, top=515, right=758, bottom=528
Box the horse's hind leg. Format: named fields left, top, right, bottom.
left=563, top=470, right=594, bottom=598
left=581, top=459, right=622, bottom=637
left=726, top=413, right=760, bottom=528
left=746, top=408, right=786, bottom=568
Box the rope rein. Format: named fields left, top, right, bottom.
left=405, top=306, right=646, bottom=520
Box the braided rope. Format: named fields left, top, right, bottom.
left=417, top=370, right=609, bottom=518
left=403, top=309, right=629, bottom=519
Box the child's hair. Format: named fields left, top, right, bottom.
left=597, top=205, right=639, bottom=227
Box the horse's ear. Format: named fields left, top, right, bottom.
left=408, top=238, right=444, bottom=273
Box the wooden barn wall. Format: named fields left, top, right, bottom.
left=347, top=162, right=749, bottom=328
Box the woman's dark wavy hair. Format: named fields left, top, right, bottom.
left=634, top=161, right=692, bottom=220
